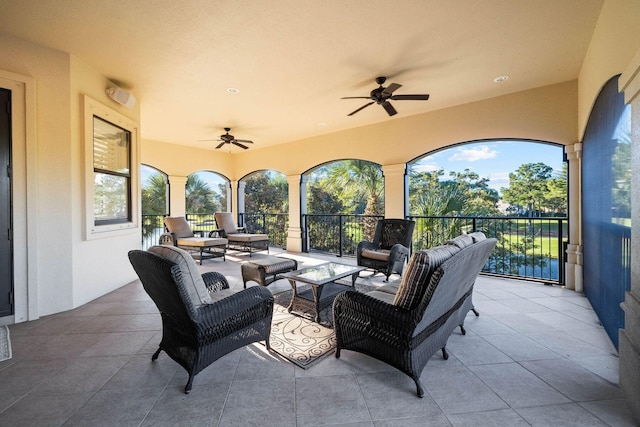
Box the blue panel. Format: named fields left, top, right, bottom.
left=582, top=75, right=631, bottom=349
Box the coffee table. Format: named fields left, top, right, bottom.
left=281, top=262, right=365, bottom=323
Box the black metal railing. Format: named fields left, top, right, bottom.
left=409, top=215, right=568, bottom=285
left=302, top=214, right=384, bottom=257
left=141, top=214, right=166, bottom=250
left=240, top=212, right=288, bottom=248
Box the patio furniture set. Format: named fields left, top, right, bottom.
left=130, top=217, right=496, bottom=397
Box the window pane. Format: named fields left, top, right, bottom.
left=94, top=172, right=129, bottom=222
left=93, top=116, right=130, bottom=174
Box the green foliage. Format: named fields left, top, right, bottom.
left=186, top=174, right=220, bottom=213
left=612, top=141, right=631, bottom=219
left=244, top=171, right=288, bottom=213
left=141, top=172, right=167, bottom=215
left=409, top=168, right=499, bottom=217
left=308, top=186, right=345, bottom=214
left=501, top=162, right=564, bottom=215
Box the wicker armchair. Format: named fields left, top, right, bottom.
left=356, top=218, right=415, bottom=281
left=128, top=245, right=274, bottom=393
left=334, top=237, right=496, bottom=397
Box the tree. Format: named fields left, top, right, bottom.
left=545, top=163, right=568, bottom=215
left=320, top=160, right=384, bottom=240
left=141, top=172, right=167, bottom=215
left=501, top=162, right=553, bottom=216
left=186, top=174, right=218, bottom=213
left=244, top=171, right=288, bottom=213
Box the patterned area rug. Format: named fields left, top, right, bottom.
left=270, top=289, right=336, bottom=369
left=269, top=278, right=382, bottom=369
left=0, top=325, right=11, bottom=362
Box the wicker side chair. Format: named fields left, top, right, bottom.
left=128, top=245, right=274, bottom=394
left=334, top=238, right=497, bottom=397
left=356, top=218, right=415, bottom=281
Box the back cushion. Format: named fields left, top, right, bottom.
left=214, top=212, right=238, bottom=234
left=468, top=231, right=487, bottom=243
left=446, top=234, right=474, bottom=249
left=164, top=217, right=194, bottom=238
left=393, top=244, right=460, bottom=310
left=148, top=245, right=212, bottom=308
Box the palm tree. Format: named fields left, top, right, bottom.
left=186, top=174, right=218, bottom=213
left=321, top=160, right=384, bottom=240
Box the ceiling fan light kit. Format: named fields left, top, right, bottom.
left=342, top=76, right=429, bottom=117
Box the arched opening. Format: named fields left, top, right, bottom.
left=302, top=159, right=384, bottom=256
left=408, top=139, right=567, bottom=284
left=582, top=75, right=631, bottom=348
left=240, top=170, right=288, bottom=248
left=140, top=164, right=169, bottom=249
left=185, top=170, right=229, bottom=232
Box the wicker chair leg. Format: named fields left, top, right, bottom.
left=472, top=308, right=480, bottom=316
left=441, top=347, right=449, bottom=360
left=335, top=346, right=341, bottom=358
left=460, top=324, right=466, bottom=335
left=265, top=337, right=271, bottom=351
left=184, top=375, right=194, bottom=394
left=414, top=377, right=425, bottom=398
left=151, top=348, right=161, bottom=361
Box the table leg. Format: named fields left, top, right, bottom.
left=287, top=279, right=297, bottom=313
left=311, top=285, right=322, bottom=323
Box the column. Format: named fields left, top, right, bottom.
left=382, top=163, right=407, bottom=219
left=619, top=49, right=640, bottom=425
left=225, top=181, right=232, bottom=212
left=564, top=144, right=582, bottom=292
left=168, top=175, right=187, bottom=217
left=286, top=174, right=303, bottom=252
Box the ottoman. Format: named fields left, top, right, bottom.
left=241, top=256, right=298, bottom=288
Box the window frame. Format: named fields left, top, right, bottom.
left=84, top=95, right=140, bottom=239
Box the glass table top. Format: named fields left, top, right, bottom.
left=282, top=262, right=364, bottom=285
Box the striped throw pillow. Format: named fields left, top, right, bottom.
left=393, top=244, right=461, bottom=310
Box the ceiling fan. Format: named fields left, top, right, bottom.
left=342, top=76, right=430, bottom=116
left=199, top=127, right=254, bottom=149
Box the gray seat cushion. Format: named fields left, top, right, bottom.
left=446, top=234, right=474, bottom=249
left=227, top=233, right=268, bottom=242
left=148, top=245, right=212, bottom=307
left=164, top=216, right=195, bottom=238
left=361, top=248, right=391, bottom=261
left=214, top=212, right=240, bottom=234
left=175, top=237, right=228, bottom=247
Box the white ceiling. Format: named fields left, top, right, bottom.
left=0, top=0, right=604, bottom=152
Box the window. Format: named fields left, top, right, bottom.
left=84, top=95, right=139, bottom=239
left=93, top=116, right=131, bottom=224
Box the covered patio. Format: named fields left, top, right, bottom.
left=0, top=250, right=633, bottom=426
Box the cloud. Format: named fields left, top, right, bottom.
left=448, top=145, right=498, bottom=162
left=410, top=161, right=441, bottom=173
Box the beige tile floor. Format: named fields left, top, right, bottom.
left=0, top=248, right=635, bottom=426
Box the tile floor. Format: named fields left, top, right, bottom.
left=0, top=249, right=636, bottom=426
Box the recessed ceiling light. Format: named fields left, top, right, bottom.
left=226, top=87, right=239, bottom=93
left=318, top=122, right=327, bottom=126
left=493, top=76, right=509, bottom=83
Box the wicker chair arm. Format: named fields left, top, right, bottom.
left=333, top=290, right=418, bottom=339
left=202, top=271, right=230, bottom=292
left=388, top=243, right=410, bottom=262
left=194, top=286, right=274, bottom=333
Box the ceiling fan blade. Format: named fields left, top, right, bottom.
left=232, top=141, right=249, bottom=149
left=215, top=142, right=226, bottom=149
left=347, top=101, right=375, bottom=116
left=382, top=83, right=402, bottom=95
left=234, top=139, right=253, bottom=144
left=341, top=96, right=371, bottom=99
left=198, top=139, right=221, bottom=142
left=382, top=101, right=397, bottom=116
left=391, top=94, right=430, bottom=101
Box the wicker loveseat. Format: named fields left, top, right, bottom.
left=333, top=232, right=496, bottom=397
left=128, top=245, right=274, bottom=393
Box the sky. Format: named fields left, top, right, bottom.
left=410, top=140, right=565, bottom=192
left=141, top=140, right=565, bottom=194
